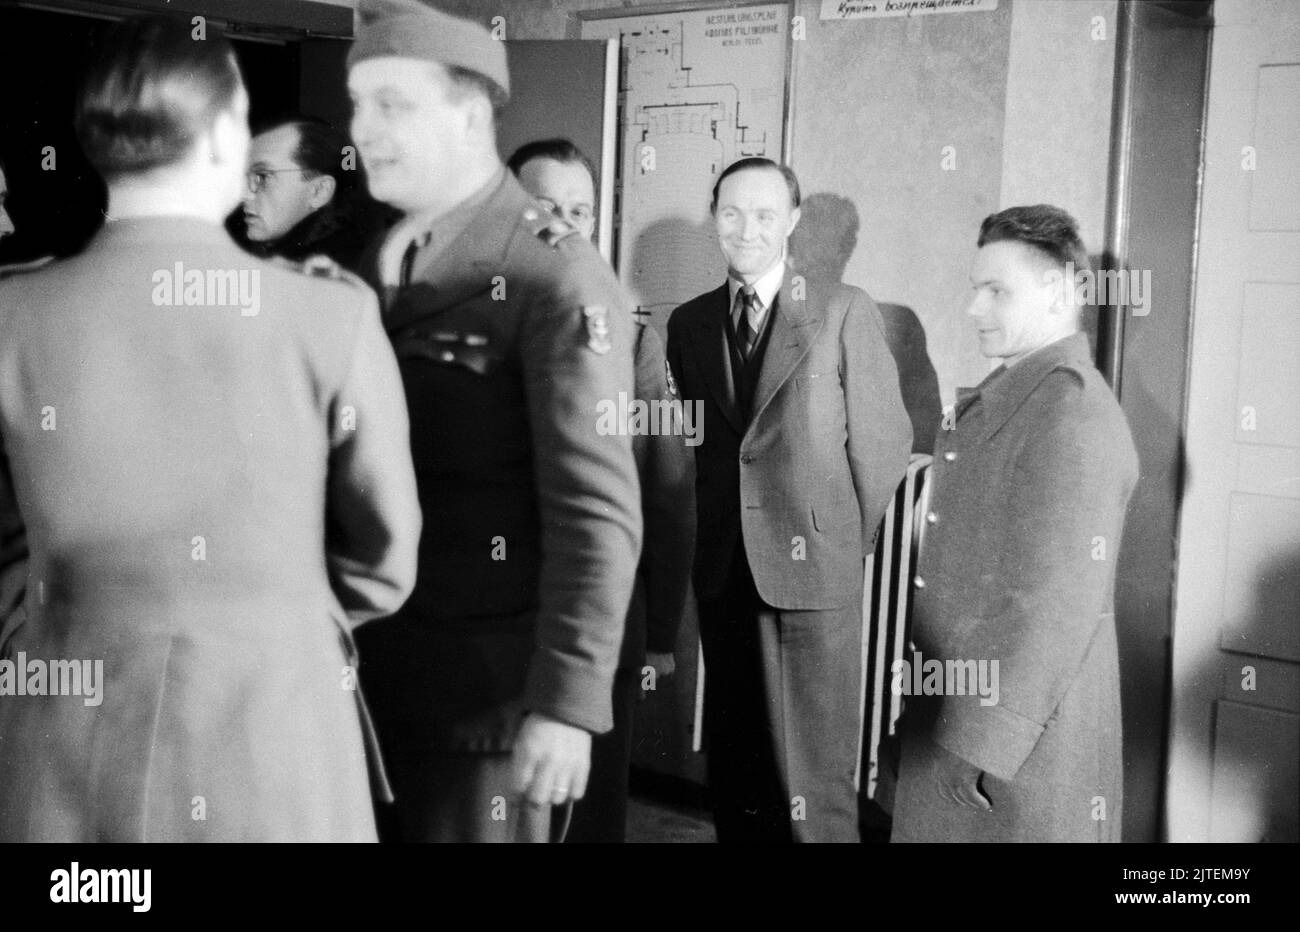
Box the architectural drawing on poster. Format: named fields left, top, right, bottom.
left=582, top=5, right=789, bottom=334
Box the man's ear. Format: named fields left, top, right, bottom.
left=787, top=205, right=802, bottom=237
left=1044, top=264, right=1072, bottom=317
left=465, top=93, right=495, bottom=148
left=209, top=110, right=249, bottom=170
left=308, top=174, right=337, bottom=211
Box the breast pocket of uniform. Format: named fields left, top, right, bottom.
left=392, top=328, right=501, bottom=376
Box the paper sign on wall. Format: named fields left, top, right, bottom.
left=820, top=0, right=998, bottom=20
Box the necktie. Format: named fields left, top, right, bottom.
left=735, top=286, right=759, bottom=361
left=399, top=235, right=422, bottom=287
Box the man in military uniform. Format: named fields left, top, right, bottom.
left=510, top=139, right=695, bottom=842
left=347, top=0, right=643, bottom=843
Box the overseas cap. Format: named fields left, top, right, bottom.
left=347, top=0, right=510, bottom=99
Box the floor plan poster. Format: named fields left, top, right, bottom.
left=581, top=4, right=790, bottom=335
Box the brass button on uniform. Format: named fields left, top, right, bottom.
left=926, top=511, right=938, bottom=525
left=943, top=451, right=957, bottom=462
left=913, top=575, right=925, bottom=589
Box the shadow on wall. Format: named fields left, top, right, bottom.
left=1168, top=541, right=1300, bottom=843
left=789, top=192, right=942, bottom=455
left=1229, top=544, right=1300, bottom=841
left=626, top=214, right=727, bottom=333
left=1156, top=418, right=1299, bottom=842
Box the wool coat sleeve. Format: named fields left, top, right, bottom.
left=326, top=290, right=422, bottom=626
left=933, top=369, right=1132, bottom=780
left=517, top=289, right=643, bottom=734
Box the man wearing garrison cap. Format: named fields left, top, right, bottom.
left=347, top=0, right=643, bottom=843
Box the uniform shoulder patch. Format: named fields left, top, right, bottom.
left=583, top=305, right=611, bottom=355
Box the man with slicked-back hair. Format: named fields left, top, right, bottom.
left=892, top=205, right=1137, bottom=843
left=0, top=15, right=420, bottom=842
left=667, top=157, right=911, bottom=842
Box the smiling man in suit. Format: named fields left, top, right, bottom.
left=666, top=158, right=911, bottom=842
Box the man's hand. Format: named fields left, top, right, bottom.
left=510, top=712, right=592, bottom=807
left=645, top=650, right=676, bottom=680
left=937, top=749, right=992, bottom=811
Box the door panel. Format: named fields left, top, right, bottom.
left=1169, top=0, right=1300, bottom=843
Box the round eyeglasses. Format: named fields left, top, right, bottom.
left=246, top=167, right=312, bottom=194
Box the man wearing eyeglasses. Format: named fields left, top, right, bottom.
left=237, top=117, right=371, bottom=273
left=507, top=139, right=598, bottom=241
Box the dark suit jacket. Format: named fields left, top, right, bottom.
left=666, top=272, right=912, bottom=610
left=355, top=172, right=643, bottom=754
left=0, top=217, right=421, bottom=841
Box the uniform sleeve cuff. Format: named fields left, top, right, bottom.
left=933, top=702, right=1043, bottom=781
left=522, top=650, right=614, bottom=735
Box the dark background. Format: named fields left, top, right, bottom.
left=0, top=5, right=307, bottom=264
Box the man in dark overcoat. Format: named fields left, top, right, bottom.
left=892, top=205, right=1138, bottom=843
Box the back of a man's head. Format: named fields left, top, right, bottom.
left=75, top=15, right=243, bottom=181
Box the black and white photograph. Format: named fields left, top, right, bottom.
left=0, top=0, right=1293, bottom=907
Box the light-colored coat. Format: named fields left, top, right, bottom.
left=0, top=217, right=421, bottom=841
left=892, top=332, right=1138, bottom=842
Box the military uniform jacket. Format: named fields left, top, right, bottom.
left=0, top=218, right=421, bottom=841
left=356, top=172, right=642, bottom=752
left=893, top=332, right=1138, bottom=842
